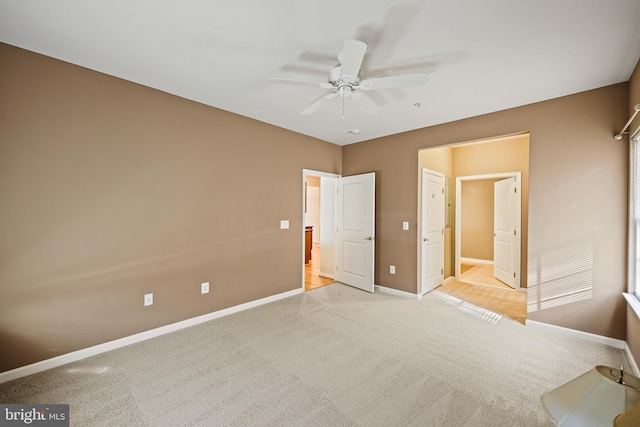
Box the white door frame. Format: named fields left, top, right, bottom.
left=302, top=169, right=340, bottom=290
left=455, top=172, right=522, bottom=291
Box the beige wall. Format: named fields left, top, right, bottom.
left=343, top=83, right=628, bottom=340
left=460, top=179, right=499, bottom=260
left=0, top=43, right=341, bottom=373
left=627, top=59, right=640, bottom=368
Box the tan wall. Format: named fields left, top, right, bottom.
left=343, top=83, right=628, bottom=339
left=0, top=43, right=342, bottom=373
left=627, top=58, right=640, bottom=368
left=453, top=134, right=530, bottom=286
left=305, top=176, right=320, bottom=187
left=460, top=179, right=499, bottom=260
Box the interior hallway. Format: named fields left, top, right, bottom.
left=305, top=243, right=335, bottom=291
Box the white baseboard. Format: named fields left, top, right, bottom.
left=375, top=285, right=420, bottom=300
left=525, top=319, right=626, bottom=349
left=526, top=319, right=640, bottom=375
left=625, top=342, right=640, bottom=376
left=318, top=272, right=335, bottom=280
left=0, top=288, right=303, bottom=385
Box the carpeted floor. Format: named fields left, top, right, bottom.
left=0, top=283, right=630, bottom=426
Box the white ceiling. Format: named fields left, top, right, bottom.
left=2, top=0, right=640, bottom=145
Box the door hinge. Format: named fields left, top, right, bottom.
left=513, top=272, right=516, bottom=278
left=442, top=188, right=444, bottom=194
left=442, top=229, right=444, bottom=235
left=514, top=187, right=517, bottom=193
left=441, top=268, right=444, bottom=274
left=514, top=230, right=516, bottom=236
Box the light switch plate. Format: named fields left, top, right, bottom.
left=201, top=282, right=209, bottom=294
left=403, top=221, right=409, bottom=230
left=390, top=265, right=396, bottom=274
left=144, top=293, right=153, bottom=306
left=280, top=220, right=289, bottom=229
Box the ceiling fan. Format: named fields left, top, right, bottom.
left=268, top=39, right=429, bottom=118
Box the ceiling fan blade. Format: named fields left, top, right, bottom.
left=300, top=93, right=337, bottom=115
left=339, top=39, right=367, bottom=80
left=351, top=93, right=381, bottom=115
left=359, top=73, right=429, bottom=90
left=267, top=78, right=332, bottom=88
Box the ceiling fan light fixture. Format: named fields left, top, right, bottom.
left=269, top=39, right=429, bottom=118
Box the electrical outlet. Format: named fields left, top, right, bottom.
left=390, top=265, right=396, bottom=274
left=144, top=293, right=153, bottom=307
left=403, top=221, right=409, bottom=230
left=201, top=282, right=210, bottom=294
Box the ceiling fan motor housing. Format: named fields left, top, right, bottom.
left=329, top=66, right=360, bottom=89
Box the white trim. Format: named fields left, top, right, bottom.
left=0, top=288, right=302, bottom=385
left=460, top=257, right=493, bottom=265
left=623, top=292, right=640, bottom=320
left=629, top=138, right=636, bottom=295
left=625, top=342, right=640, bottom=377
left=375, top=285, right=421, bottom=300
left=622, top=293, right=640, bottom=376
left=525, top=319, right=626, bottom=349
left=318, top=273, right=335, bottom=279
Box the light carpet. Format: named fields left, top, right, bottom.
left=0, top=283, right=630, bottom=426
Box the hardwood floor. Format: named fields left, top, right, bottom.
left=459, top=262, right=512, bottom=290
left=437, top=263, right=527, bottom=324
left=305, top=243, right=335, bottom=291
left=304, top=255, right=525, bottom=323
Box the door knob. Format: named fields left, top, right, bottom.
left=365, top=236, right=374, bottom=240
left=423, top=238, right=429, bottom=242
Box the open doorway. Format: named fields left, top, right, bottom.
left=417, top=133, right=529, bottom=323
left=302, top=170, right=338, bottom=291
left=455, top=172, right=521, bottom=291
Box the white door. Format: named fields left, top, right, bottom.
left=494, top=177, right=516, bottom=287
left=421, top=169, right=445, bottom=294
left=336, top=173, right=375, bottom=293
